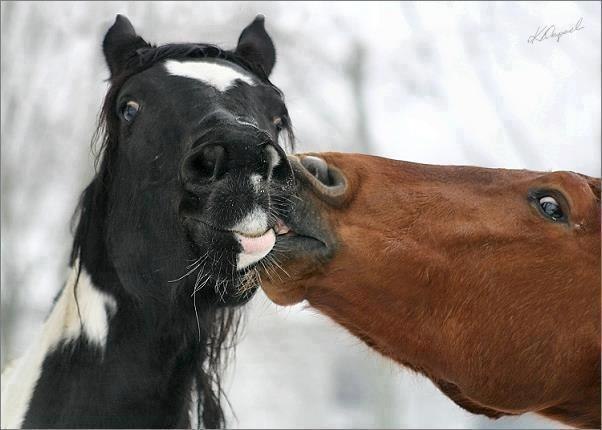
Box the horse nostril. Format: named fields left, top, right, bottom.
left=184, top=144, right=226, bottom=183
left=263, top=143, right=292, bottom=183
left=301, top=156, right=330, bottom=185
left=292, top=155, right=348, bottom=206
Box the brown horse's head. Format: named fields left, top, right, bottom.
left=263, top=152, right=601, bottom=428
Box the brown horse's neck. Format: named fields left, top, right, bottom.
left=308, top=276, right=600, bottom=428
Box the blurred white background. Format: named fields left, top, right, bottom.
left=1, top=1, right=599, bottom=428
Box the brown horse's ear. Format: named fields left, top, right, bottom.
left=103, top=15, right=150, bottom=78
left=235, top=15, right=276, bottom=77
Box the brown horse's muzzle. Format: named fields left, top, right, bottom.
left=259, top=154, right=350, bottom=303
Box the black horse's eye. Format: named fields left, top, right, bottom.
left=121, top=101, right=140, bottom=122
left=539, top=196, right=563, bottom=221
left=273, top=117, right=283, bottom=132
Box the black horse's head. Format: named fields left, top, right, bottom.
left=75, top=15, right=294, bottom=306
left=68, top=15, right=294, bottom=428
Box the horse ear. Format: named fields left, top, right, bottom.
left=235, top=15, right=276, bottom=77
left=103, top=15, right=149, bottom=77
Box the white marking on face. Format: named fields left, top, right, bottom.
left=266, top=145, right=280, bottom=174
left=250, top=174, right=262, bottom=192
left=235, top=117, right=261, bottom=130
left=1, top=264, right=116, bottom=429
left=233, top=208, right=276, bottom=270
left=232, top=207, right=268, bottom=236
left=237, top=247, right=270, bottom=270
left=237, top=253, right=256, bottom=271
left=164, top=59, right=256, bottom=92
left=278, top=126, right=292, bottom=150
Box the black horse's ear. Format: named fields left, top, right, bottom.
left=103, top=15, right=149, bottom=77
left=235, top=15, right=276, bottom=77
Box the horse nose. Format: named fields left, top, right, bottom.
left=300, top=156, right=329, bottom=184
left=288, top=155, right=348, bottom=206
left=181, top=143, right=226, bottom=184
left=263, top=141, right=292, bottom=182
left=181, top=140, right=291, bottom=188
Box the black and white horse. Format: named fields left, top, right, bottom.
left=1, top=15, right=294, bottom=429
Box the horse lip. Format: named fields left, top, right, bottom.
left=187, top=216, right=229, bottom=233
left=187, top=216, right=289, bottom=239
left=274, top=218, right=291, bottom=235
left=273, top=214, right=330, bottom=251
left=229, top=217, right=291, bottom=238
left=234, top=229, right=276, bottom=258
left=274, top=231, right=330, bottom=257
left=231, top=228, right=271, bottom=238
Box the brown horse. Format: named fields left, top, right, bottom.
left=261, top=153, right=601, bottom=429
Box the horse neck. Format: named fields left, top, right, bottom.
left=1, top=249, right=209, bottom=429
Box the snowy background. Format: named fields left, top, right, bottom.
left=1, top=1, right=599, bottom=428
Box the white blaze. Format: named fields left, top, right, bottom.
left=250, top=174, right=262, bottom=192
left=164, top=59, right=256, bottom=92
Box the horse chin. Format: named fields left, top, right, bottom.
left=180, top=216, right=259, bottom=301
left=261, top=275, right=307, bottom=306
left=183, top=217, right=238, bottom=252
left=256, top=217, right=333, bottom=304
left=258, top=154, right=349, bottom=304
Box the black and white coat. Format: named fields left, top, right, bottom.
left=1, top=14, right=294, bottom=429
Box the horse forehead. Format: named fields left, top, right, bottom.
left=163, top=59, right=256, bottom=92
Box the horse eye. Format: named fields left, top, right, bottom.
left=273, top=117, right=283, bottom=132
left=122, top=101, right=140, bottom=122
left=539, top=196, right=563, bottom=221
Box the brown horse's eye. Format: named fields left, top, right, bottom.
left=121, top=101, right=140, bottom=122
left=539, top=196, right=563, bottom=221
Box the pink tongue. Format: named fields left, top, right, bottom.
left=236, top=229, right=276, bottom=254
left=275, top=218, right=290, bottom=235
